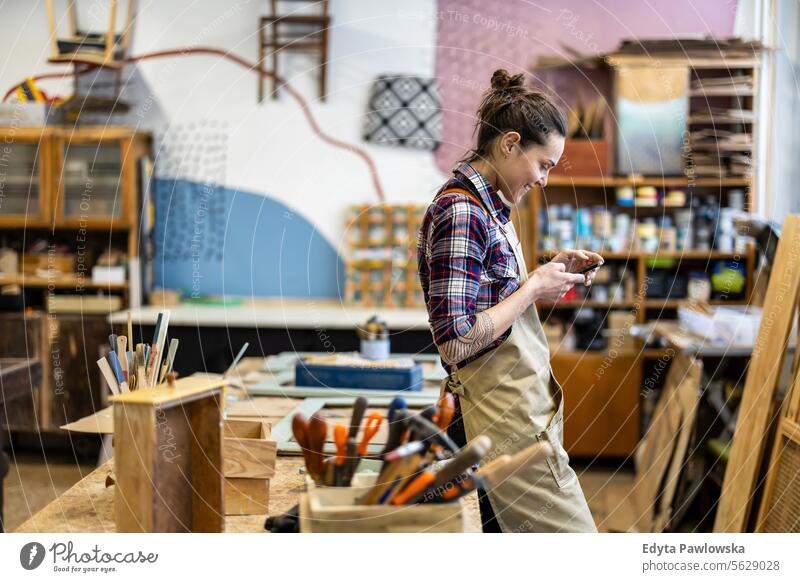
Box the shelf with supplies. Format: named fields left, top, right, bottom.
left=344, top=203, right=427, bottom=308
left=0, top=126, right=151, bottom=312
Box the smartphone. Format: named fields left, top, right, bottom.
left=576, top=262, right=602, bottom=274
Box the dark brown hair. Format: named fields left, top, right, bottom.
left=464, top=69, right=566, bottom=162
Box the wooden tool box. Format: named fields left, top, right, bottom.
left=111, top=376, right=226, bottom=532
left=223, top=419, right=276, bottom=515
left=299, top=474, right=464, bottom=533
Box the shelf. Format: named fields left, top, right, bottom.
left=544, top=175, right=751, bottom=188
left=644, top=299, right=748, bottom=309
left=0, top=274, right=127, bottom=290
left=689, top=88, right=754, bottom=97
left=538, top=300, right=635, bottom=309
left=536, top=251, right=746, bottom=260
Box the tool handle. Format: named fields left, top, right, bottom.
left=116, top=336, right=128, bottom=372
left=107, top=351, right=125, bottom=385
left=387, top=396, right=406, bottom=422
left=435, top=392, right=455, bottom=431
left=291, top=413, right=315, bottom=480
left=480, top=441, right=553, bottom=491
left=391, top=470, right=436, bottom=505
left=381, top=409, right=409, bottom=457
left=358, top=411, right=384, bottom=456
left=383, top=440, right=424, bottom=463
left=333, top=423, right=347, bottom=466
left=97, top=357, right=120, bottom=395
left=406, top=414, right=459, bottom=453
left=307, top=413, right=328, bottom=478
left=348, top=396, right=368, bottom=440
left=430, top=435, right=491, bottom=491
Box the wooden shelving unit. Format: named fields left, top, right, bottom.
left=0, top=125, right=151, bottom=434
left=0, top=126, right=149, bottom=307
left=523, top=47, right=762, bottom=457
left=344, top=204, right=427, bottom=308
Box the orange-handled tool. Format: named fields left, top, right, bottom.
left=391, top=470, right=436, bottom=505
left=334, top=423, right=347, bottom=464
left=358, top=411, right=384, bottom=456
left=333, top=423, right=348, bottom=487
left=434, top=392, right=455, bottom=431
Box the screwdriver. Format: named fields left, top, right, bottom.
left=333, top=423, right=348, bottom=486
left=344, top=397, right=368, bottom=483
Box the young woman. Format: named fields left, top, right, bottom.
left=418, top=70, right=603, bottom=533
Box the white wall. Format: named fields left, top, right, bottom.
left=0, top=0, right=446, bottom=252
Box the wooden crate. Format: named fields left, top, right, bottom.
left=300, top=474, right=464, bottom=533
left=223, top=419, right=276, bottom=515
left=111, top=376, right=226, bottom=532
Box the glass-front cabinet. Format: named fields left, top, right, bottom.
left=54, top=129, right=136, bottom=226
left=60, top=142, right=124, bottom=220
left=0, top=128, right=51, bottom=226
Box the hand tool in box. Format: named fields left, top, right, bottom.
left=344, top=397, right=368, bottom=482
left=333, top=423, right=348, bottom=486
left=358, top=411, right=383, bottom=456
left=423, top=440, right=553, bottom=504
left=359, top=441, right=425, bottom=504
left=434, top=392, right=455, bottom=431
left=407, top=435, right=492, bottom=505
left=381, top=409, right=411, bottom=458
left=306, top=412, right=328, bottom=482
left=292, top=412, right=322, bottom=484
left=387, top=396, right=406, bottom=422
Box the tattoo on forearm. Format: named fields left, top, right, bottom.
left=439, top=312, right=496, bottom=365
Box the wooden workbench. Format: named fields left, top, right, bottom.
left=15, top=389, right=482, bottom=533
left=14, top=456, right=307, bottom=533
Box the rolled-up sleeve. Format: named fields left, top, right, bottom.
left=424, top=198, right=488, bottom=346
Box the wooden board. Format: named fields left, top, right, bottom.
left=715, top=216, right=800, bottom=532
left=757, top=333, right=800, bottom=531
left=631, top=353, right=702, bottom=532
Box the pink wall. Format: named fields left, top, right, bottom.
left=434, top=0, right=737, bottom=172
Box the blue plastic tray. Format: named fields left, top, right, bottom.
left=295, top=360, right=423, bottom=392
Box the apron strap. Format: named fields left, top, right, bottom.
left=434, top=187, right=490, bottom=387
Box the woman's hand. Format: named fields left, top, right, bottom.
left=526, top=261, right=586, bottom=303
left=550, top=249, right=604, bottom=286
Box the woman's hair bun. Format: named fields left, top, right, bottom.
left=490, top=69, right=524, bottom=91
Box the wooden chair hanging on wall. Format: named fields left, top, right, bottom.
left=259, top=0, right=330, bottom=102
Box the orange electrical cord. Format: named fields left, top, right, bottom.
left=3, top=46, right=386, bottom=202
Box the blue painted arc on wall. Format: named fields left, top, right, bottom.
left=153, top=178, right=344, bottom=299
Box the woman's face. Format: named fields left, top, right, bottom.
left=497, top=133, right=565, bottom=204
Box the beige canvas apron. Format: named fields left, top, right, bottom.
left=439, top=190, right=597, bottom=533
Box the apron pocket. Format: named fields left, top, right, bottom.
left=536, top=425, right=576, bottom=489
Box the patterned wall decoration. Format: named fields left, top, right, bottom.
left=363, top=75, right=442, bottom=150
left=434, top=0, right=737, bottom=173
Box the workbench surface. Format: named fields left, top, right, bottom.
left=15, top=388, right=481, bottom=533
left=109, top=303, right=430, bottom=330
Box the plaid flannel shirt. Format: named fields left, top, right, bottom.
left=418, top=162, right=521, bottom=366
